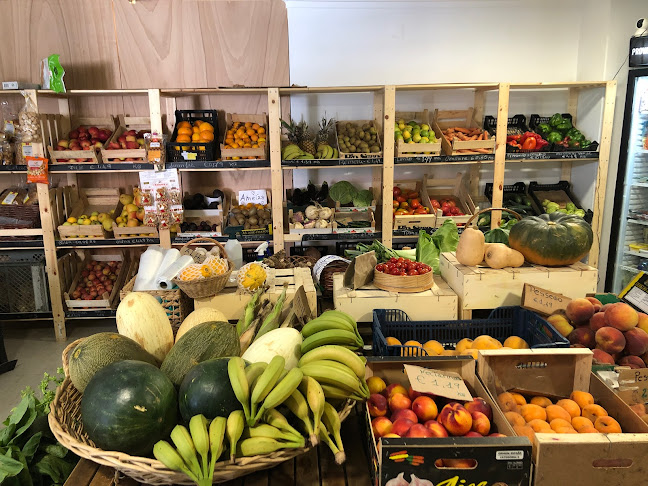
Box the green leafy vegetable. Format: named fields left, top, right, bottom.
left=416, top=220, right=459, bottom=274
left=329, top=181, right=358, bottom=205
left=352, top=189, right=374, bottom=208
left=344, top=240, right=415, bottom=263
left=484, top=218, right=518, bottom=245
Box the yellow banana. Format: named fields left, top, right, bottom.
left=254, top=367, right=303, bottom=424
left=226, top=410, right=245, bottom=463
left=208, top=416, right=227, bottom=476
left=300, top=329, right=363, bottom=354
left=245, top=424, right=305, bottom=445
left=189, top=414, right=210, bottom=477
left=300, top=362, right=366, bottom=396
left=250, top=355, right=285, bottom=422
left=322, top=402, right=344, bottom=454
left=320, top=383, right=366, bottom=401
left=238, top=437, right=303, bottom=457
left=228, top=357, right=251, bottom=421
left=244, top=361, right=267, bottom=386
left=170, top=425, right=203, bottom=480
left=264, top=408, right=303, bottom=439
left=153, top=440, right=200, bottom=483
left=318, top=422, right=345, bottom=464
left=301, top=315, right=357, bottom=338
left=300, top=376, right=325, bottom=436
left=299, top=345, right=367, bottom=378
left=284, top=389, right=317, bottom=446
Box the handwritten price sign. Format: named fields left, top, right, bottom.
left=404, top=365, right=473, bottom=401
left=238, top=189, right=267, bottom=205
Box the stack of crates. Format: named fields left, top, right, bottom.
left=0, top=250, right=49, bottom=313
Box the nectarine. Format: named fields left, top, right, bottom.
left=412, top=396, right=438, bottom=422
left=464, top=397, right=493, bottom=420
left=605, top=302, right=638, bottom=332
left=438, top=402, right=472, bottom=436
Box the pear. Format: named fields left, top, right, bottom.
left=102, top=219, right=113, bottom=232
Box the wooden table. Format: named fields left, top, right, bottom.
left=64, top=409, right=372, bottom=486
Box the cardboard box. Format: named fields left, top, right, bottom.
left=365, top=357, right=532, bottom=486
left=477, top=349, right=648, bottom=486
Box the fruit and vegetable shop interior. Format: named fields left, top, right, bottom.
left=2, top=1, right=648, bottom=485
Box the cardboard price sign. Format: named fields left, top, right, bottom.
left=238, top=189, right=267, bottom=205
left=617, top=368, right=648, bottom=405
left=404, top=364, right=473, bottom=401
left=521, top=283, right=571, bottom=316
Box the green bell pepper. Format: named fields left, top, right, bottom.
left=582, top=139, right=592, bottom=149
left=556, top=120, right=573, bottom=133
left=538, top=123, right=552, bottom=134
left=547, top=131, right=563, bottom=143
left=567, top=138, right=581, bottom=148
left=566, top=128, right=582, bottom=140
left=549, top=113, right=564, bottom=127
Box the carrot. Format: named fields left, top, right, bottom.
left=457, top=133, right=468, bottom=141
left=474, top=148, right=492, bottom=153
left=455, top=127, right=470, bottom=134
left=478, top=132, right=484, bottom=140
left=483, top=132, right=489, bottom=140
left=468, top=135, right=478, bottom=140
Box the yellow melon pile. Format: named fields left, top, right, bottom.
left=177, top=256, right=229, bottom=281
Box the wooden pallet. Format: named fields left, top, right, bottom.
left=439, top=252, right=598, bottom=318
left=333, top=273, right=457, bottom=322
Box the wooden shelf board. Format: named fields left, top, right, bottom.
left=56, top=238, right=160, bottom=248
left=509, top=81, right=609, bottom=90
left=161, top=88, right=269, bottom=96
left=38, top=89, right=149, bottom=97
left=0, top=228, right=43, bottom=237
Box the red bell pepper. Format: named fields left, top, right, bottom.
left=522, top=137, right=537, bottom=150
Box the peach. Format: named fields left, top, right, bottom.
left=391, top=418, right=415, bottom=437
left=391, top=408, right=418, bottom=424
left=407, top=386, right=422, bottom=402
left=578, top=426, right=599, bottom=433
left=572, top=416, right=594, bottom=432
left=547, top=314, right=574, bottom=338
left=566, top=298, right=596, bottom=324
left=546, top=405, right=572, bottom=423
left=405, top=423, right=433, bottom=438
left=513, top=424, right=536, bottom=442
left=592, top=348, right=615, bottom=365
left=600, top=303, right=614, bottom=312
left=388, top=393, right=412, bottom=412
left=461, top=349, right=480, bottom=360
left=455, top=338, right=474, bottom=353
left=383, top=383, right=408, bottom=399
left=530, top=396, right=553, bottom=408
left=464, top=397, right=493, bottom=421
left=595, top=327, right=626, bottom=354
left=438, top=402, right=473, bottom=436
left=503, top=336, right=530, bottom=349
left=527, top=419, right=552, bottom=433
left=568, top=327, right=596, bottom=349
left=367, top=376, right=386, bottom=395
left=368, top=393, right=389, bottom=417
left=520, top=404, right=547, bottom=422
left=594, top=416, right=622, bottom=433
left=412, top=396, right=438, bottom=422
left=582, top=404, right=608, bottom=423
left=497, top=392, right=520, bottom=413
left=618, top=355, right=646, bottom=369
left=570, top=391, right=595, bottom=410
left=472, top=335, right=503, bottom=350
left=605, top=302, right=639, bottom=331
left=590, top=312, right=608, bottom=332
left=504, top=411, right=526, bottom=427
left=465, top=431, right=483, bottom=437
left=637, top=312, right=648, bottom=334
left=423, top=419, right=449, bottom=438
left=470, top=411, right=491, bottom=435
left=586, top=296, right=603, bottom=312
left=555, top=427, right=578, bottom=434
left=371, top=416, right=393, bottom=438
left=630, top=403, right=646, bottom=416
left=642, top=351, right=648, bottom=366
left=510, top=392, right=527, bottom=406
left=402, top=340, right=424, bottom=357
left=550, top=418, right=573, bottom=432
left=556, top=399, right=581, bottom=418
left=624, top=327, right=648, bottom=356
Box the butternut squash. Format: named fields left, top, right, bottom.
left=176, top=307, right=228, bottom=343
left=484, top=243, right=525, bottom=269
left=116, top=292, right=174, bottom=362
left=456, top=227, right=485, bottom=266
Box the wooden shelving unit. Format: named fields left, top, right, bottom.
left=0, top=81, right=616, bottom=340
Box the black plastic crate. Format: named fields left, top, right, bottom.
left=529, top=113, right=599, bottom=152
left=484, top=114, right=550, bottom=153
left=0, top=250, right=49, bottom=313
left=484, top=182, right=537, bottom=217
left=528, top=180, right=593, bottom=223
left=290, top=245, right=328, bottom=258
left=372, top=306, right=569, bottom=357
left=167, top=110, right=219, bottom=162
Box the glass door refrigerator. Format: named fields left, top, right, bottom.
left=607, top=67, right=648, bottom=293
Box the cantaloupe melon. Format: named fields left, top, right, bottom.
left=175, top=307, right=228, bottom=343
left=68, top=333, right=159, bottom=392
left=117, top=292, right=174, bottom=362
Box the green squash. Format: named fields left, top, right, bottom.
left=178, top=358, right=242, bottom=422
left=81, top=360, right=177, bottom=456
left=161, top=321, right=240, bottom=386
left=508, top=212, right=593, bottom=266
left=68, top=333, right=159, bottom=392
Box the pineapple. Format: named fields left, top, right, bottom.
left=281, top=118, right=316, bottom=156
left=316, top=116, right=335, bottom=149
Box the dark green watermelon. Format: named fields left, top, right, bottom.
left=81, top=360, right=177, bottom=456
left=179, top=358, right=242, bottom=422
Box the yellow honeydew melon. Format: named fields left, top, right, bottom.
left=176, top=307, right=228, bottom=343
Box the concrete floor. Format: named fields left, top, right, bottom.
left=0, top=319, right=116, bottom=420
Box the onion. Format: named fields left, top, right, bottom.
left=318, top=207, right=333, bottom=220
left=305, top=205, right=319, bottom=220
left=292, top=211, right=305, bottom=223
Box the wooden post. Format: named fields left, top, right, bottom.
left=562, top=88, right=580, bottom=181
left=268, top=88, right=284, bottom=251
left=382, top=86, right=395, bottom=248
left=589, top=81, right=617, bottom=267
left=491, top=83, right=510, bottom=229
left=148, top=89, right=163, bottom=134
left=471, top=89, right=487, bottom=199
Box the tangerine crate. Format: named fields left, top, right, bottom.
left=372, top=305, right=568, bottom=357
left=100, top=115, right=149, bottom=163
left=477, top=349, right=648, bottom=486
left=392, top=178, right=436, bottom=229
left=44, top=116, right=116, bottom=165
left=395, top=109, right=442, bottom=157
left=433, top=108, right=495, bottom=155
left=336, top=119, right=382, bottom=159
left=220, top=113, right=268, bottom=160
left=167, top=109, right=219, bottom=162
left=55, top=188, right=120, bottom=240
left=426, top=172, right=476, bottom=227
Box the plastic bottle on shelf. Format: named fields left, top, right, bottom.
left=225, top=239, right=243, bottom=270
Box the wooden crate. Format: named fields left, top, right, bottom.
left=44, top=115, right=116, bottom=164
left=64, top=251, right=130, bottom=310
left=287, top=207, right=334, bottom=235
left=56, top=188, right=120, bottom=240
left=440, top=252, right=598, bottom=318
left=195, top=267, right=317, bottom=320
left=332, top=208, right=375, bottom=234
left=226, top=190, right=272, bottom=235
left=333, top=273, right=457, bottom=322
left=220, top=113, right=268, bottom=160
left=336, top=119, right=382, bottom=159
left=426, top=172, right=477, bottom=227
left=100, top=116, right=149, bottom=163
left=178, top=209, right=224, bottom=237
left=477, top=349, right=648, bottom=486
left=395, top=109, right=442, bottom=157
left=393, top=178, right=436, bottom=229
left=112, top=193, right=158, bottom=239
left=433, top=108, right=495, bottom=155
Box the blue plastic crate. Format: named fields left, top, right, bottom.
left=372, top=306, right=569, bottom=357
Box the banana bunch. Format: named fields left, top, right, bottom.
left=238, top=422, right=305, bottom=457
left=315, top=143, right=339, bottom=159
left=229, top=356, right=303, bottom=427
left=282, top=143, right=314, bottom=160
left=300, top=310, right=365, bottom=354
left=153, top=415, right=226, bottom=486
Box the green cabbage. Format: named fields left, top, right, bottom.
left=329, top=181, right=358, bottom=204
left=353, top=189, right=374, bottom=207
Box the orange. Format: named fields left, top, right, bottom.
left=226, top=129, right=235, bottom=137
left=246, top=128, right=255, bottom=136
left=546, top=405, right=572, bottom=424
left=199, top=122, right=214, bottom=132
left=510, top=392, right=527, bottom=407
left=178, top=127, right=192, bottom=136
left=550, top=418, right=573, bottom=432
left=200, top=132, right=214, bottom=142
left=192, top=133, right=201, bottom=142
left=225, top=138, right=235, bottom=145
left=257, top=127, right=266, bottom=134
left=177, top=121, right=191, bottom=129
left=193, top=120, right=203, bottom=127
left=520, top=404, right=547, bottom=423
left=193, top=126, right=200, bottom=134
left=570, top=391, right=595, bottom=410
left=505, top=412, right=526, bottom=427
left=572, top=416, right=594, bottom=432
left=530, top=396, right=552, bottom=408
left=556, top=399, right=581, bottom=419
left=237, top=141, right=245, bottom=148
left=251, top=134, right=259, bottom=142
left=176, top=134, right=191, bottom=143
left=252, top=123, right=260, bottom=130
left=252, top=144, right=259, bottom=148
left=582, top=404, right=608, bottom=423
left=386, top=337, right=401, bottom=346
left=243, top=143, right=252, bottom=148
left=527, top=419, right=552, bottom=433
left=244, top=122, right=252, bottom=128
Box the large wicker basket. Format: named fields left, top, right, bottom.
left=172, top=237, right=234, bottom=299
left=51, top=339, right=354, bottom=485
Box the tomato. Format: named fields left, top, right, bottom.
left=395, top=209, right=408, bottom=215
left=393, top=187, right=401, bottom=197
left=393, top=200, right=399, bottom=208
left=376, top=264, right=385, bottom=272
left=407, top=269, right=419, bottom=276
left=408, top=192, right=419, bottom=199
left=400, top=201, right=409, bottom=209
left=430, top=199, right=441, bottom=210
left=410, top=199, right=421, bottom=209
left=397, top=196, right=407, bottom=203
left=414, top=208, right=427, bottom=215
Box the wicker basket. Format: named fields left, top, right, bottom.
left=0, top=204, right=40, bottom=229
left=321, top=260, right=350, bottom=298
left=119, top=276, right=191, bottom=332
left=50, top=340, right=354, bottom=485
left=172, top=237, right=233, bottom=299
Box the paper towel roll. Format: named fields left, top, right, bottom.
left=155, top=255, right=193, bottom=290
left=134, top=246, right=164, bottom=291
left=155, top=248, right=180, bottom=279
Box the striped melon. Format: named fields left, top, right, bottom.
left=176, top=307, right=228, bottom=342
